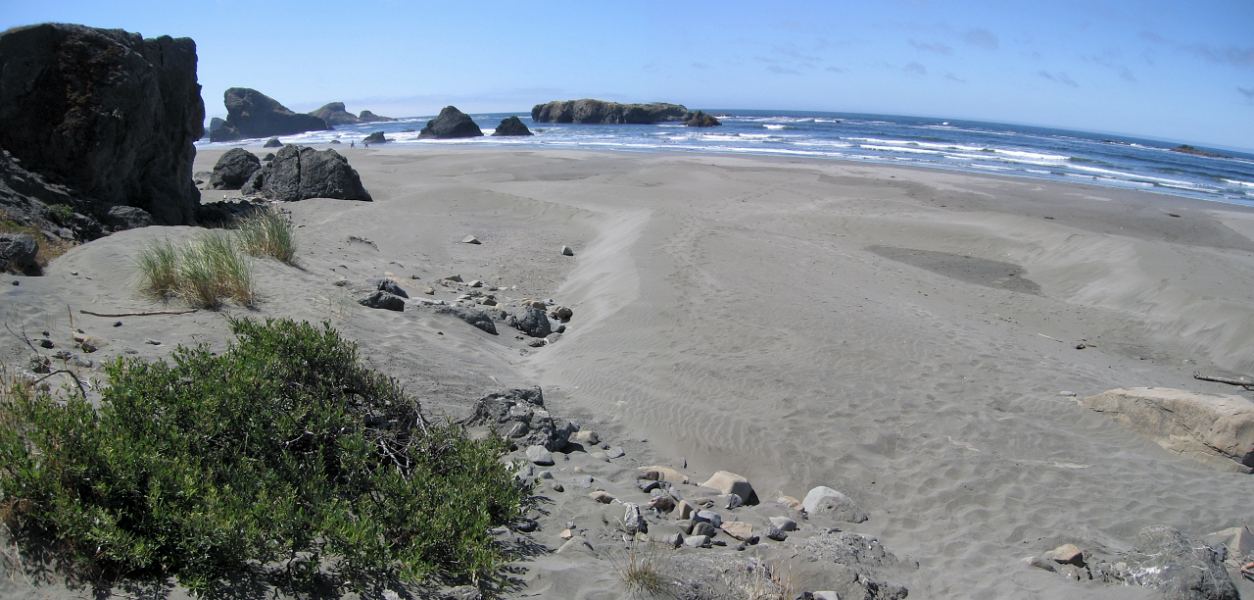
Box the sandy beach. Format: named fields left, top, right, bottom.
left=3, top=147, right=1251, bottom=598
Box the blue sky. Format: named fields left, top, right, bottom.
left=3, top=0, right=1253, bottom=150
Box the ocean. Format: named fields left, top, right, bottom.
left=198, top=110, right=1254, bottom=207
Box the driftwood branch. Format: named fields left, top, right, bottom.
left=32, top=369, right=88, bottom=399
left=1193, top=371, right=1254, bottom=390
left=80, top=308, right=198, bottom=318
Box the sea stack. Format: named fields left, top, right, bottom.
left=492, top=116, right=533, bottom=136
left=0, top=23, right=204, bottom=227
left=418, top=106, right=483, bottom=139
left=210, top=88, right=330, bottom=142
left=309, top=102, right=361, bottom=126
left=531, top=99, right=689, bottom=124
left=684, top=111, right=721, bottom=127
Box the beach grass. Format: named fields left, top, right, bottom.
left=137, top=234, right=255, bottom=308
left=236, top=206, right=296, bottom=265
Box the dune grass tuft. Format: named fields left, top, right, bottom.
left=137, top=234, right=255, bottom=309
left=236, top=207, right=296, bottom=265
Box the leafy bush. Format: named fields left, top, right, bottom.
left=237, top=207, right=297, bottom=265
left=136, top=234, right=255, bottom=308
left=0, top=319, right=528, bottom=595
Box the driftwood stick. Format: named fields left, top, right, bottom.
left=1193, top=371, right=1254, bottom=390
left=80, top=308, right=198, bottom=318
left=32, top=369, right=88, bottom=399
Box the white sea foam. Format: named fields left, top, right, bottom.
left=764, top=124, right=787, bottom=130
left=1224, top=178, right=1254, bottom=188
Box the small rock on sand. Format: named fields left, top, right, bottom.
left=461, top=235, right=481, bottom=244
left=684, top=535, right=710, bottom=548
left=700, top=470, right=758, bottom=505
left=1047, top=543, right=1084, bottom=565
left=802, top=486, right=869, bottom=523
left=589, top=490, right=615, bottom=504
left=639, top=465, right=689, bottom=484
left=561, top=245, right=574, bottom=256
left=720, top=521, right=754, bottom=541
left=358, top=291, right=405, bottom=311
left=525, top=445, right=554, bottom=465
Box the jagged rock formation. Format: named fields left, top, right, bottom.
left=209, top=88, right=329, bottom=142
left=418, top=106, right=483, bottom=139
left=492, top=116, right=533, bottom=136
left=531, top=99, right=689, bottom=124
left=0, top=23, right=204, bottom=228
left=241, top=145, right=371, bottom=202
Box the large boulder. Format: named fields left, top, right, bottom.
left=461, top=387, right=576, bottom=451
left=531, top=99, right=689, bottom=124
left=241, top=145, right=371, bottom=201
left=0, top=23, right=204, bottom=226
left=684, top=110, right=721, bottom=127
left=362, top=131, right=388, bottom=144
left=418, top=106, right=483, bottom=139
left=209, top=148, right=260, bottom=190
left=509, top=303, right=552, bottom=338
left=1082, top=387, right=1254, bottom=472
left=211, top=88, right=329, bottom=142
left=308, top=101, right=359, bottom=126
left=492, top=116, right=533, bottom=137
left=357, top=110, right=394, bottom=123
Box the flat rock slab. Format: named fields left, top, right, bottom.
left=1082, top=387, right=1254, bottom=473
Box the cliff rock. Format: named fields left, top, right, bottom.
left=212, top=87, right=328, bottom=142
left=531, top=99, right=688, bottom=124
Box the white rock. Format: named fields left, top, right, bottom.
left=700, top=470, right=758, bottom=504
left=525, top=445, right=554, bottom=466
left=461, top=235, right=481, bottom=244
left=769, top=516, right=797, bottom=531
left=802, top=486, right=869, bottom=523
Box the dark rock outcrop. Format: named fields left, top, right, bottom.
left=362, top=131, right=388, bottom=144
left=241, top=144, right=371, bottom=201
left=263, top=137, right=282, bottom=148
left=684, top=111, right=721, bottom=127
left=357, top=110, right=394, bottom=123
left=0, top=233, right=38, bottom=274
left=492, top=116, right=533, bottom=137
left=309, top=102, right=359, bottom=126
left=208, top=117, right=228, bottom=138
left=210, top=88, right=329, bottom=142
left=368, top=277, right=408, bottom=298
left=418, top=106, right=483, bottom=139
left=209, top=148, right=260, bottom=190
left=531, top=99, right=689, bottom=124
left=105, top=205, right=153, bottom=229
left=0, top=23, right=204, bottom=226
left=1172, top=144, right=1227, bottom=159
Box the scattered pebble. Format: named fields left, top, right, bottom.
left=461, top=235, right=481, bottom=245
left=561, top=245, right=574, bottom=256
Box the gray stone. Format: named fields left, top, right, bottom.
left=358, top=290, right=405, bottom=311
left=623, top=503, right=647, bottom=535
left=369, top=277, right=408, bottom=298
left=263, top=137, right=282, bottom=148
left=765, top=526, right=787, bottom=541
left=694, top=510, right=723, bottom=529
left=509, top=304, right=552, bottom=338
left=492, top=115, right=533, bottom=136
left=212, top=87, right=329, bottom=141
left=525, top=445, right=554, bottom=466
left=435, top=306, right=498, bottom=335
left=561, top=245, right=574, bottom=256
left=461, top=387, right=575, bottom=451
left=0, top=233, right=38, bottom=273
left=606, top=446, right=625, bottom=459
left=684, top=535, right=710, bottom=548
left=105, top=205, right=154, bottom=230
left=418, top=106, right=483, bottom=139
left=803, top=486, right=869, bottom=523
left=769, top=516, right=797, bottom=532
left=691, top=522, right=716, bottom=537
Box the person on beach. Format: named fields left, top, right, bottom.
left=351, top=140, right=355, bottom=148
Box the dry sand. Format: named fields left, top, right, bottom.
left=2, top=146, right=1252, bottom=598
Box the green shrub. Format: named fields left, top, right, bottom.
left=47, top=203, right=74, bottom=224
left=237, top=207, right=297, bottom=265
left=0, top=319, right=528, bottom=595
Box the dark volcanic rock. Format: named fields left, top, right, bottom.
left=1172, top=144, right=1227, bottom=159
left=309, top=102, right=359, bottom=126
left=0, top=233, right=38, bottom=274
left=212, top=88, right=329, bottom=142
left=358, top=290, right=404, bottom=311
left=418, top=106, right=483, bottom=139
left=684, top=111, right=721, bottom=127
left=368, top=277, right=408, bottom=298
left=436, top=306, right=498, bottom=334
left=241, top=145, right=371, bottom=201
left=362, top=131, right=389, bottom=144
left=209, top=148, right=260, bottom=190
left=492, top=116, right=533, bottom=137
left=208, top=117, right=228, bottom=138
left=263, top=137, right=282, bottom=148
left=531, top=99, right=688, bottom=124
left=0, top=23, right=204, bottom=226
left=509, top=303, right=552, bottom=338
left=357, top=110, right=394, bottom=123
left=105, top=205, right=153, bottom=230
